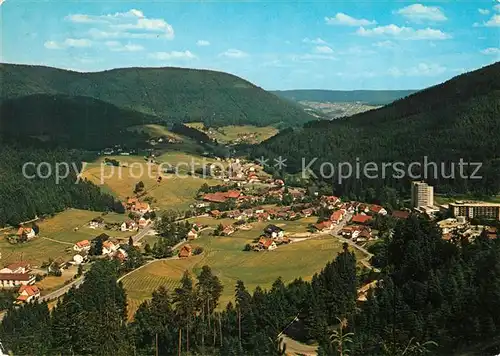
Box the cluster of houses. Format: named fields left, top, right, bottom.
left=438, top=217, right=498, bottom=242
left=0, top=262, right=39, bottom=304
left=251, top=224, right=289, bottom=252
left=73, top=235, right=128, bottom=264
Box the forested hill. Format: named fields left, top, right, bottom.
left=0, top=94, right=155, bottom=149
left=0, top=145, right=123, bottom=226
left=256, top=62, right=500, bottom=198
left=0, top=63, right=314, bottom=128
left=272, top=89, right=416, bottom=105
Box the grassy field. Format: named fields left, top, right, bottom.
left=0, top=209, right=130, bottom=266
left=82, top=153, right=219, bottom=211
left=122, top=217, right=361, bottom=319
left=186, top=123, right=279, bottom=144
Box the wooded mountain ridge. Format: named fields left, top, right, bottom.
left=256, top=62, right=500, bottom=198
left=0, top=63, right=314, bottom=128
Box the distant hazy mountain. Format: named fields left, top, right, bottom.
left=271, top=89, right=417, bottom=106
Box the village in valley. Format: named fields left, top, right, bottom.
left=1, top=140, right=499, bottom=319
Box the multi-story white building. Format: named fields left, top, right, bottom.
left=449, top=201, right=500, bottom=221
left=411, top=181, right=434, bottom=208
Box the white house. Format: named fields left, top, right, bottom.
left=102, top=241, right=119, bottom=256
left=0, top=273, right=35, bottom=288
left=73, top=240, right=91, bottom=252
left=89, top=221, right=100, bottom=229
left=17, top=227, right=36, bottom=240
left=0, top=262, right=31, bottom=274
left=16, top=285, right=40, bottom=304
left=121, top=220, right=137, bottom=232
left=187, top=229, right=198, bottom=240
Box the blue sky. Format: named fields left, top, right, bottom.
left=1, top=0, right=499, bottom=90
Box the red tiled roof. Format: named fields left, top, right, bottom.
left=315, top=220, right=333, bottom=230
left=330, top=210, right=343, bottom=222
left=370, top=205, right=384, bottom=213
left=0, top=273, right=32, bottom=281
left=76, top=240, right=90, bottom=248
left=6, top=262, right=31, bottom=271
left=18, top=284, right=40, bottom=296
left=225, top=190, right=241, bottom=199
left=203, top=193, right=227, bottom=203
left=392, top=210, right=410, bottom=219
left=351, top=214, right=372, bottom=224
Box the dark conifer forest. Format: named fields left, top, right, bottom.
left=254, top=62, right=500, bottom=199
left=2, top=217, right=500, bottom=355
left=0, top=144, right=122, bottom=227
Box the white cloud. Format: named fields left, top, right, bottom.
left=388, top=63, right=447, bottom=77
left=325, top=13, right=376, bottom=26
left=292, top=53, right=337, bottom=62
left=67, top=9, right=174, bottom=40
left=495, top=4, right=500, bottom=12
left=149, top=51, right=196, bottom=60
left=373, top=40, right=396, bottom=48
left=314, top=45, right=333, bottom=54
left=64, top=38, right=92, bottom=47
left=357, top=25, right=451, bottom=40
left=480, top=47, right=500, bottom=55
left=219, top=49, right=248, bottom=58
left=395, top=4, right=447, bottom=22
left=44, top=41, right=62, bottom=49
left=106, top=41, right=144, bottom=52
left=196, top=40, right=210, bottom=46
left=303, top=37, right=327, bottom=44
left=44, top=38, right=92, bottom=49
left=478, top=9, right=490, bottom=15
left=476, top=14, right=500, bottom=27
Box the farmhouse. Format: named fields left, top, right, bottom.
left=0, top=262, right=31, bottom=274
left=187, top=229, right=198, bottom=240
left=355, top=229, right=372, bottom=242
left=370, top=205, right=388, bottom=215
left=210, top=210, right=222, bottom=218
left=264, top=224, right=284, bottom=238
left=132, top=202, right=151, bottom=215
left=315, top=220, right=334, bottom=232
left=221, top=225, right=236, bottom=236
left=301, top=208, right=314, bottom=217
left=322, top=196, right=340, bottom=208
left=115, top=249, right=129, bottom=262
left=0, top=273, right=35, bottom=288
left=74, top=240, right=91, bottom=252
left=258, top=237, right=278, bottom=251
left=340, top=226, right=361, bottom=240
left=351, top=214, right=373, bottom=225
left=103, top=241, right=119, bottom=256
left=330, top=210, right=345, bottom=224
left=121, top=220, right=137, bottom=232
left=16, top=285, right=40, bottom=304
left=16, top=227, right=37, bottom=240
left=138, top=217, right=151, bottom=228
left=178, top=245, right=193, bottom=258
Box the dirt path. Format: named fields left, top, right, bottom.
left=41, top=237, right=74, bottom=245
